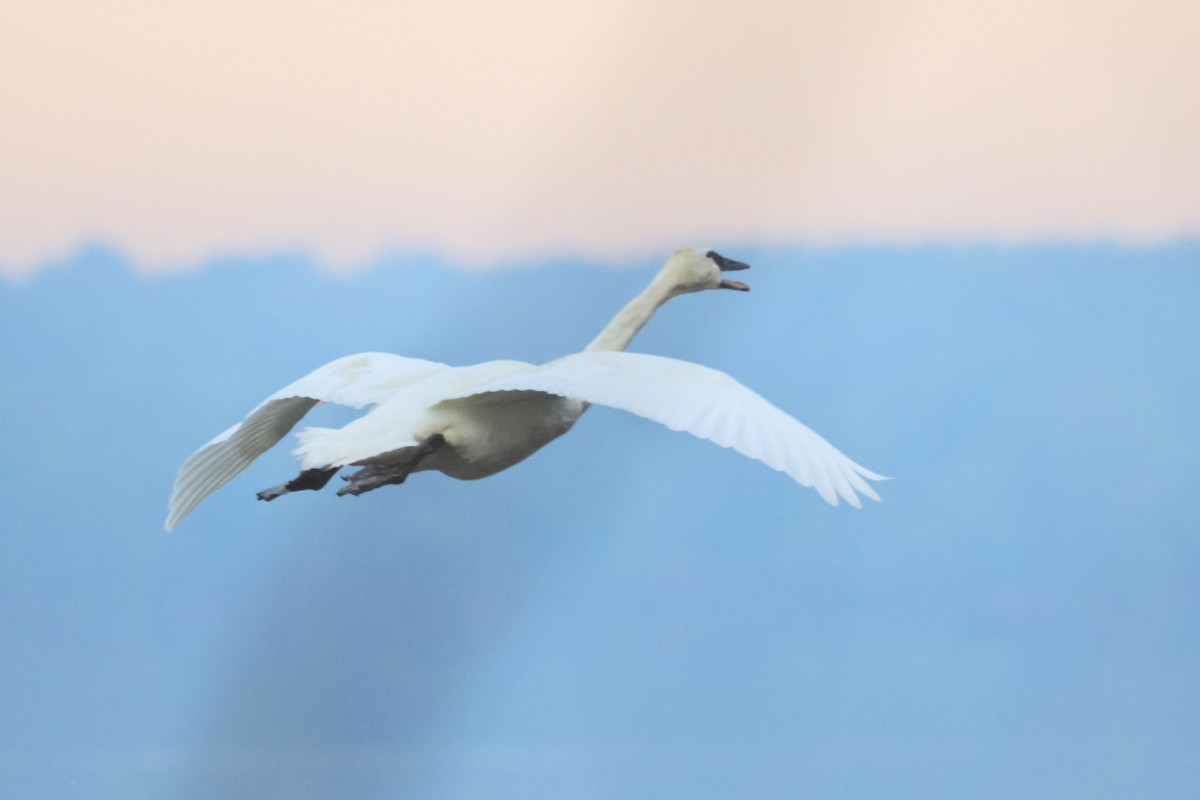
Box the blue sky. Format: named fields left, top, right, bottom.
left=2, top=242, right=1197, bottom=798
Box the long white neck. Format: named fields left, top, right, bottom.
left=585, top=273, right=678, bottom=352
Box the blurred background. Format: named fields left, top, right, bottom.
left=2, top=2, right=1198, bottom=798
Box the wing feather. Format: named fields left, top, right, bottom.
left=457, top=351, right=885, bottom=507
left=165, top=352, right=449, bottom=530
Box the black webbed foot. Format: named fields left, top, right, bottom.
left=337, top=469, right=405, bottom=497
left=335, top=433, right=446, bottom=498
left=257, top=485, right=290, bottom=502
left=256, top=466, right=339, bottom=502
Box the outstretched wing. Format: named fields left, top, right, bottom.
left=165, top=352, right=449, bottom=530
left=459, top=351, right=886, bottom=507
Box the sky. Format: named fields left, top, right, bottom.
left=2, top=0, right=1198, bottom=275
left=2, top=2, right=1199, bottom=798
left=2, top=243, right=1198, bottom=799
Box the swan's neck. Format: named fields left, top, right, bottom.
left=585, top=276, right=677, bottom=352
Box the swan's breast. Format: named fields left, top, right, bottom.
left=428, top=391, right=585, bottom=480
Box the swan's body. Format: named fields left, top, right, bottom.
left=166, top=248, right=884, bottom=531
left=299, top=360, right=587, bottom=481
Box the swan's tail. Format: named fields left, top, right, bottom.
left=293, top=416, right=424, bottom=470
left=292, top=426, right=340, bottom=469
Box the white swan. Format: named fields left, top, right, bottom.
left=165, top=247, right=884, bottom=530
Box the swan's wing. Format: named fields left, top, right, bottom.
left=459, top=351, right=886, bottom=507
left=165, top=352, right=449, bottom=530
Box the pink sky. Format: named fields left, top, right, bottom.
left=2, top=0, right=1197, bottom=276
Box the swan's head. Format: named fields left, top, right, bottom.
left=661, top=246, right=751, bottom=295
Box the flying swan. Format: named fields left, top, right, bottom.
left=165, top=247, right=884, bottom=530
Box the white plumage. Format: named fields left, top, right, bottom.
left=165, top=247, right=884, bottom=530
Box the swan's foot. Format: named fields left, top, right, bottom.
left=337, top=468, right=407, bottom=496
left=256, top=485, right=290, bottom=502
left=256, top=467, right=339, bottom=502
left=336, top=433, right=445, bottom=498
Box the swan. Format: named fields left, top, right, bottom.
left=165, top=247, right=884, bottom=530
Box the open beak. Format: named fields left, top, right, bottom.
left=708, top=250, right=751, bottom=291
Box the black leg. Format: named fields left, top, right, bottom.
left=257, top=466, right=339, bottom=502
left=337, top=433, right=445, bottom=497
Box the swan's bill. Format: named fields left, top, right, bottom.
left=707, top=250, right=751, bottom=272
left=719, top=279, right=750, bottom=291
